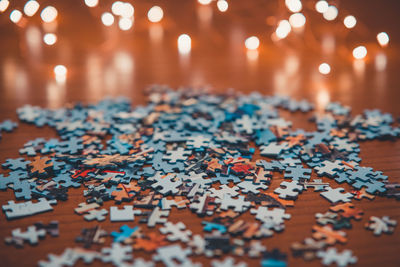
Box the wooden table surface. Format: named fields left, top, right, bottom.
left=0, top=0, right=399, bottom=266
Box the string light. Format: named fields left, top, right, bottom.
left=245, top=36, right=260, bottom=50
left=101, top=12, right=114, bottom=26
left=0, top=0, right=389, bottom=83
left=120, top=3, right=134, bottom=18
left=217, top=0, right=228, bottom=12
left=178, top=34, right=191, bottom=54
left=54, top=65, right=67, bottom=77
left=112, top=1, right=134, bottom=18
left=54, top=65, right=67, bottom=84
left=119, top=17, right=133, bottom=30
left=353, top=46, right=367, bottom=59
left=10, top=10, right=22, bottom=24
left=84, top=0, right=99, bottom=8
left=323, top=6, right=338, bottom=21
left=285, top=0, right=302, bottom=13
left=54, top=65, right=67, bottom=75
left=111, top=1, right=124, bottom=16
left=41, top=6, right=58, bottom=23
left=289, top=13, right=306, bottom=28
left=0, top=0, right=9, bottom=13
left=318, top=63, right=331, bottom=74
left=43, top=33, right=57, bottom=45
left=275, top=20, right=291, bottom=39
left=24, top=1, right=40, bottom=17
left=343, top=15, right=356, bottom=29
left=148, top=6, right=163, bottom=23
left=198, top=0, right=212, bottom=5
left=377, top=32, right=389, bottom=47
left=315, top=0, right=328, bottom=13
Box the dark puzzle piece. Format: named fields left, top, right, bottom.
left=75, top=225, right=108, bottom=248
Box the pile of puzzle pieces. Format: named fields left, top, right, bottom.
left=0, top=85, right=399, bottom=266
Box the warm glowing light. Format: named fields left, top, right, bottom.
left=217, top=0, right=228, bottom=12
left=147, top=6, right=163, bottom=23
left=315, top=0, right=328, bottom=13
left=318, top=63, right=331, bottom=75
left=377, top=32, right=389, bottom=47
left=43, top=33, right=57, bottom=45
left=323, top=6, right=338, bottom=21
left=0, top=0, right=9, bottom=12
left=10, top=10, right=22, bottom=24
left=276, top=20, right=291, bottom=39
left=285, top=0, right=302, bottom=13
left=120, top=3, right=134, bottom=18
left=375, top=53, right=387, bottom=71
left=149, top=24, right=163, bottom=42
left=54, top=65, right=67, bottom=83
left=119, top=17, right=133, bottom=31
left=112, top=2, right=124, bottom=16
left=246, top=50, right=259, bottom=61
left=198, top=0, right=212, bottom=5
left=84, top=0, right=99, bottom=8
left=178, top=34, right=191, bottom=54
left=317, top=89, right=330, bottom=110
left=101, top=12, right=114, bottom=26
left=26, top=26, right=41, bottom=55
left=352, top=46, right=367, bottom=59
left=343, top=15, right=356, bottom=29
left=245, top=36, right=260, bottom=50
left=41, top=6, right=58, bottom=23
left=24, top=1, right=40, bottom=17
left=289, top=13, right=306, bottom=28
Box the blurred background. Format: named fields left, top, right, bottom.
left=0, top=0, right=399, bottom=113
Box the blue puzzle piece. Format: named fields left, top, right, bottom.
left=0, top=120, right=18, bottom=132
left=2, top=158, right=31, bottom=171
left=202, top=221, right=227, bottom=233
left=110, top=225, right=139, bottom=243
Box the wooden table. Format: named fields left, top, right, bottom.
left=0, top=0, right=399, bottom=266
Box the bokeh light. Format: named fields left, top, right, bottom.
left=120, top=3, right=134, bottom=18
left=217, top=0, right=228, bottom=12
left=41, top=6, right=58, bottom=23
left=0, top=0, right=9, bottom=13
left=245, top=36, right=260, bottom=50
left=285, top=0, right=302, bottom=13
left=275, top=20, right=291, bottom=39
left=289, top=13, right=306, bottom=28
left=343, top=15, right=357, bottom=29
left=377, top=32, right=389, bottom=47
left=147, top=6, right=163, bottom=23
left=323, top=6, right=338, bottom=21
left=43, top=33, right=57, bottom=45
left=10, top=10, right=22, bottom=24
left=352, top=46, right=367, bottom=59
left=178, top=34, right=191, bottom=54
left=318, top=63, right=331, bottom=74
left=84, top=0, right=99, bottom=8
left=101, top=12, right=114, bottom=26
left=54, top=65, right=67, bottom=83
left=111, top=1, right=124, bottom=16
left=54, top=65, right=67, bottom=84
left=315, top=0, right=328, bottom=13
left=24, top=1, right=40, bottom=17
left=198, top=0, right=212, bottom=5
left=54, top=65, right=67, bottom=76
left=119, top=17, right=133, bottom=31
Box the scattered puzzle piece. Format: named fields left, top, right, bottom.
left=365, top=216, right=397, bottom=235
